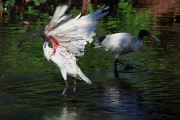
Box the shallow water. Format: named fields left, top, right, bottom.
left=0, top=0, right=180, bottom=120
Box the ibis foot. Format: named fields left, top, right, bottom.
left=59, top=93, right=67, bottom=97
left=124, top=64, right=134, bottom=70
left=114, top=67, right=119, bottom=78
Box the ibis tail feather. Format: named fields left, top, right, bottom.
left=77, top=67, right=91, bottom=84
left=94, top=35, right=106, bottom=48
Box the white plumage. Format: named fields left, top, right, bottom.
left=19, top=5, right=109, bottom=95
left=43, top=42, right=91, bottom=84
left=95, top=33, right=144, bottom=59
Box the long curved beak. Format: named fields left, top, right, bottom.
left=149, top=34, right=166, bottom=51
left=18, top=31, right=47, bottom=47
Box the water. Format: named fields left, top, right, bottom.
left=0, top=0, right=180, bottom=120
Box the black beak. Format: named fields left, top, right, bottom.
left=18, top=31, right=47, bottom=47
left=149, top=34, right=166, bottom=51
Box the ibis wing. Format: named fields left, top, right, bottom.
left=46, top=5, right=109, bottom=57
left=47, top=5, right=69, bottom=30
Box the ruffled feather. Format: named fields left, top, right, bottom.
left=45, top=5, right=109, bottom=57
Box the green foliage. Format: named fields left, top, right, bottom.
left=99, top=0, right=156, bottom=36
left=4, top=0, right=15, bottom=7
left=32, top=0, right=47, bottom=6
left=28, top=6, right=33, bottom=14
left=70, top=7, right=81, bottom=16
left=0, top=0, right=3, bottom=9
left=27, top=6, right=39, bottom=15
left=88, top=4, right=94, bottom=13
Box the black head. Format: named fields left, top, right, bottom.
left=138, top=30, right=166, bottom=50
left=138, top=30, right=151, bottom=39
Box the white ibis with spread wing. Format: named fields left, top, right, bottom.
left=18, top=5, right=109, bottom=96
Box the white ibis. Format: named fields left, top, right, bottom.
left=18, top=5, right=109, bottom=96
left=94, top=30, right=166, bottom=71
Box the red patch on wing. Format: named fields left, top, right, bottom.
left=49, top=36, right=60, bottom=55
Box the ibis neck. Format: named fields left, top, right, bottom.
left=42, top=35, right=48, bottom=42
left=138, top=32, right=145, bottom=40
left=138, top=36, right=143, bottom=40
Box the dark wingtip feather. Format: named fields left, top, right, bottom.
left=51, top=13, right=74, bottom=31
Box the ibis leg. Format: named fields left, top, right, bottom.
left=73, top=79, right=77, bottom=93
left=115, top=59, right=134, bottom=70
left=115, top=59, right=126, bottom=66
left=114, top=60, right=119, bottom=77
left=62, top=80, right=68, bottom=96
